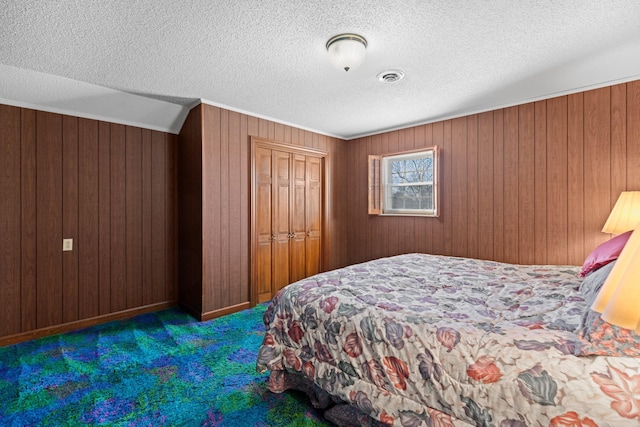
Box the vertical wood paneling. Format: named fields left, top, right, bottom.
left=151, top=131, right=167, bottom=303
left=284, top=125, right=292, bottom=145
left=1, top=104, right=178, bottom=342
left=21, top=109, right=37, bottom=332
left=177, top=106, right=203, bottom=313
left=166, top=133, right=178, bottom=302
left=36, top=111, right=63, bottom=328
left=345, top=140, right=355, bottom=261
left=467, top=115, right=478, bottom=259
left=180, top=104, right=347, bottom=318
left=258, top=118, right=268, bottom=138
left=346, top=139, right=358, bottom=263
left=78, top=118, right=100, bottom=318
left=125, top=126, right=143, bottom=309
left=477, top=112, right=494, bottom=261
left=268, top=121, right=275, bottom=140
left=443, top=120, right=453, bottom=256
left=6, top=78, right=640, bottom=341
left=0, top=105, right=22, bottom=336
left=358, top=135, right=369, bottom=263
left=610, top=84, right=627, bottom=207
left=518, top=104, right=535, bottom=264
left=203, top=105, right=221, bottom=313
left=451, top=118, right=468, bottom=257
left=142, top=129, right=153, bottom=305
left=240, top=114, right=250, bottom=301
left=248, top=116, right=259, bottom=137
left=291, top=126, right=300, bottom=145
left=98, top=122, right=111, bottom=315
left=492, top=111, right=504, bottom=261
left=62, top=116, right=79, bottom=323
left=248, top=114, right=261, bottom=299
left=275, top=122, right=284, bottom=142
left=567, top=93, right=585, bottom=265
left=346, top=83, right=640, bottom=267
left=110, top=124, right=127, bottom=312
left=220, top=109, right=230, bottom=308
left=318, top=134, right=328, bottom=152
left=229, top=112, right=242, bottom=303
left=359, top=136, right=368, bottom=262
left=627, top=81, right=640, bottom=189
left=333, top=137, right=348, bottom=269
left=546, top=97, right=569, bottom=264
left=305, top=131, right=314, bottom=149
left=583, top=88, right=611, bottom=259
left=534, top=101, right=548, bottom=264
left=502, top=106, right=519, bottom=264
left=324, top=139, right=334, bottom=267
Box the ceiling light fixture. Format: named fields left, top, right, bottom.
left=326, top=33, right=367, bottom=72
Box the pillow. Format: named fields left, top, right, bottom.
left=579, top=261, right=616, bottom=304
left=579, top=231, right=632, bottom=277
left=575, top=260, right=640, bottom=357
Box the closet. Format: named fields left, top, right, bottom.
left=251, top=137, right=325, bottom=303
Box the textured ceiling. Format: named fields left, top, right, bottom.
left=1, top=1, right=640, bottom=139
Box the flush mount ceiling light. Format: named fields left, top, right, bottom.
left=326, top=33, right=367, bottom=72
left=377, top=70, right=405, bottom=83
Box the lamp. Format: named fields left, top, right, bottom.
left=602, top=191, right=640, bottom=234
left=326, top=33, right=367, bottom=72
left=591, top=223, right=640, bottom=332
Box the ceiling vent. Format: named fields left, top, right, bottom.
left=377, top=70, right=405, bottom=83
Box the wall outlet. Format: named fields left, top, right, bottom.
left=63, top=239, right=73, bottom=251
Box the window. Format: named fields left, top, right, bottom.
left=368, top=146, right=438, bottom=217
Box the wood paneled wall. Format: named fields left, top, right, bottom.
left=178, top=103, right=348, bottom=318
left=8, top=79, right=636, bottom=340
left=346, top=81, right=640, bottom=267
left=0, top=105, right=178, bottom=343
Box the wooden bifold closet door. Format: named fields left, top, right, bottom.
left=251, top=138, right=325, bottom=304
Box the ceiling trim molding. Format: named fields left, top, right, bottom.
left=199, top=98, right=345, bottom=141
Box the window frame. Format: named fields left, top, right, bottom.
left=368, top=146, right=439, bottom=217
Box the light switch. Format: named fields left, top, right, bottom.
left=63, top=239, right=73, bottom=251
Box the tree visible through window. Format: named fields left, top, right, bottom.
left=368, top=147, right=438, bottom=216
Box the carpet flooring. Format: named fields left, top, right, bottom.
left=0, top=305, right=331, bottom=426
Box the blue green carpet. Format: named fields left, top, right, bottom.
left=0, top=305, right=331, bottom=426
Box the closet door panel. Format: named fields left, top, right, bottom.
left=272, top=151, right=291, bottom=293
left=251, top=137, right=326, bottom=304
left=290, top=154, right=307, bottom=283
left=255, top=147, right=273, bottom=302
left=306, top=156, right=322, bottom=276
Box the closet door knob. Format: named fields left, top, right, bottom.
left=307, top=231, right=312, bottom=237
left=271, top=234, right=276, bottom=241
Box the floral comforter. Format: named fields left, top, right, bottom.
left=256, top=254, right=640, bottom=427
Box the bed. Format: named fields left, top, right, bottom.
left=256, top=252, right=640, bottom=427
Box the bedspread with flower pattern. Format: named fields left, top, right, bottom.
left=256, top=254, right=640, bottom=427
